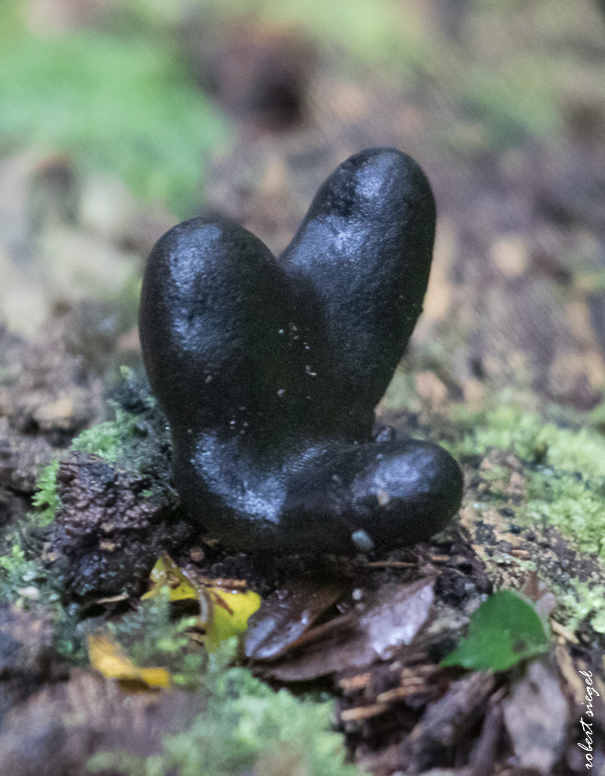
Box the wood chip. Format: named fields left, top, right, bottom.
left=400, top=677, right=426, bottom=688
left=197, top=577, right=248, bottom=590
left=551, top=619, right=578, bottom=644
left=470, top=686, right=506, bottom=776
left=503, top=658, right=568, bottom=772
left=555, top=645, right=588, bottom=708
left=362, top=561, right=416, bottom=568
left=340, top=703, right=389, bottom=722
left=377, top=684, right=426, bottom=703
left=428, top=555, right=451, bottom=563
left=338, top=673, right=372, bottom=692
left=401, top=664, right=438, bottom=678
left=401, top=671, right=495, bottom=770
left=93, top=593, right=130, bottom=604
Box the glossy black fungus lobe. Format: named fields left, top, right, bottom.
left=139, top=147, right=463, bottom=554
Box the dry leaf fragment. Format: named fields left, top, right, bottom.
left=245, top=575, right=348, bottom=660
left=362, top=577, right=435, bottom=660
left=87, top=632, right=170, bottom=690
left=401, top=671, right=495, bottom=774
left=502, top=658, right=568, bottom=774
left=142, top=553, right=200, bottom=602
left=258, top=577, right=435, bottom=682
left=340, top=703, right=389, bottom=722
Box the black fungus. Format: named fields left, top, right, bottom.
left=139, top=147, right=463, bottom=554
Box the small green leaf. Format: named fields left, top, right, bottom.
left=441, top=590, right=549, bottom=672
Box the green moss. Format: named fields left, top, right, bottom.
left=0, top=27, right=228, bottom=217
left=526, top=471, right=605, bottom=558
left=88, top=640, right=360, bottom=776
left=27, top=409, right=144, bottom=527
left=453, top=399, right=605, bottom=556
left=30, top=367, right=172, bottom=526
left=454, top=404, right=546, bottom=461
left=101, top=591, right=205, bottom=687
left=561, top=580, right=605, bottom=635
left=0, top=527, right=82, bottom=659
left=0, top=542, right=40, bottom=593
left=84, top=595, right=360, bottom=775
left=453, top=398, right=605, bottom=472
left=71, top=408, right=147, bottom=462
left=451, top=396, right=605, bottom=636
left=538, top=425, right=605, bottom=478
left=31, top=459, right=61, bottom=526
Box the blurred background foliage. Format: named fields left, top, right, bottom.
left=1, top=0, right=604, bottom=218
left=1, top=0, right=605, bottom=343
left=0, top=0, right=227, bottom=217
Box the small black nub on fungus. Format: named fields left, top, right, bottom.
left=139, top=147, right=463, bottom=554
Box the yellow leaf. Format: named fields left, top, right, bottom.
left=87, top=632, right=170, bottom=689
left=201, top=587, right=261, bottom=653
left=142, top=553, right=200, bottom=602
left=137, top=667, right=172, bottom=688
left=141, top=554, right=261, bottom=653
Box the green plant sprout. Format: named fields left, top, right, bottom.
left=442, top=590, right=550, bottom=672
